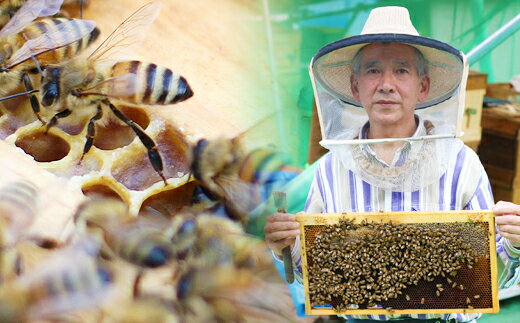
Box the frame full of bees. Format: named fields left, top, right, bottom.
left=296, top=211, right=499, bottom=315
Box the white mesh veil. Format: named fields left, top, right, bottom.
left=309, top=7, right=469, bottom=192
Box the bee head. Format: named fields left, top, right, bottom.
left=41, top=66, right=61, bottom=106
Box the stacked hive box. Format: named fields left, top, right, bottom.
left=461, top=71, right=487, bottom=152
left=480, top=106, right=520, bottom=203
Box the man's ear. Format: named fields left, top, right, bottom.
left=351, top=73, right=359, bottom=101
left=418, top=74, right=430, bottom=102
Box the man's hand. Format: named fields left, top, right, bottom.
left=264, top=212, right=300, bottom=255
left=493, top=201, right=520, bottom=248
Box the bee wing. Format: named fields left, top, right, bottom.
left=77, top=73, right=139, bottom=98
left=18, top=237, right=102, bottom=286
left=229, top=281, right=299, bottom=322
left=87, top=1, right=162, bottom=62
left=0, top=0, right=64, bottom=37
left=190, top=266, right=297, bottom=322
left=6, top=18, right=96, bottom=68
left=38, top=0, right=65, bottom=16
left=214, top=175, right=264, bottom=218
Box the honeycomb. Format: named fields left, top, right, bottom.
left=296, top=211, right=499, bottom=315
left=0, top=95, right=195, bottom=217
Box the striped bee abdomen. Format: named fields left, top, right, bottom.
left=23, top=17, right=100, bottom=64
left=0, top=181, right=37, bottom=219
left=110, top=60, right=193, bottom=105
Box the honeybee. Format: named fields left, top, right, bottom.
left=0, top=0, right=99, bottom=122
left=75, top=197, right=175, bottom=268
left=0, top=0, right=89, bottom=27
left=0, top=180, right=38, bottom=245
left=0, top=180, right=38, bottom=279
left=176, top=264, right=296, bottom=323
left=40, top=1, right=193, bottom=186
left=190, top=137, right=286, bottom=224
left=0, top=237, right=114, bottom=322
left=74, top=197, right=176, bottom=296
left=170, top=212, right=276, bottom=276
left=168, top=212, right=197, bottom=261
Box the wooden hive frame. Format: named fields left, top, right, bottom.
left=296, top=210, right=499, bottom=316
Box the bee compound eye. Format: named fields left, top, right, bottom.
left=143, top=246, right=169, bottom=268
left=41, top=86, right=59, bottom=107
left=41, top=68, right=62, bottom=106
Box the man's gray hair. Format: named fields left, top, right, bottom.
left=352, top=44, right=429, bottom=76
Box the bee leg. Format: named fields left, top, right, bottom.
left=105, top=100, right=168, bottom=186
left=80, top=0, right=84, bottom=18
left=22, top=73, right=44, bottom=124
left=79, top=105, right=103, bottom=164
left=14, top=253, right=23, bottom=276
left=45, top=109, right=72, bottom=134
left=133, top=269, right=144, bottom=298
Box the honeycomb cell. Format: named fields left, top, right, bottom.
left=15, top=131, right=70, bottom=162
left=154, top=123, right=190, bottom=178
left=82, top=183, right=125, bottom=202
left=93, top=106, right=151, bottom=150
left=111, top=148, right=162, bottom=191
left=0, top=91, right=34, bottom=118
left=120, top=106, right=151, bottom=129
left=0, top=98, right=38, bottom=139
left=138, top=180, right=198, bottom=217
left=49, top=110, right=92, bottom=136
left=111, top=123, right=190, bottom=191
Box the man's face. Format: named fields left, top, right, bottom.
left=350, top=43, right=430, bottom=128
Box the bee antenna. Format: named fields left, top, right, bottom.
left=0, top=89, right=39, bottom=102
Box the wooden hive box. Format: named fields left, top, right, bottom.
left=461, top=71, right=488, bottom=152
left=486, top=83, right=520, bottom=103
left=480, top=105, right=520, bottom=203
left=296, top=211, right=498, bottom=316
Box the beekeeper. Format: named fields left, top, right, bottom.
left=264, top=6, right=520, bottom=323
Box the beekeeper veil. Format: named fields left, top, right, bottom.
left=310, top=6, right=468, bottom=192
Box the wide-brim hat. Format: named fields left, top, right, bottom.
left=310, top=6, right=465, bottom=109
